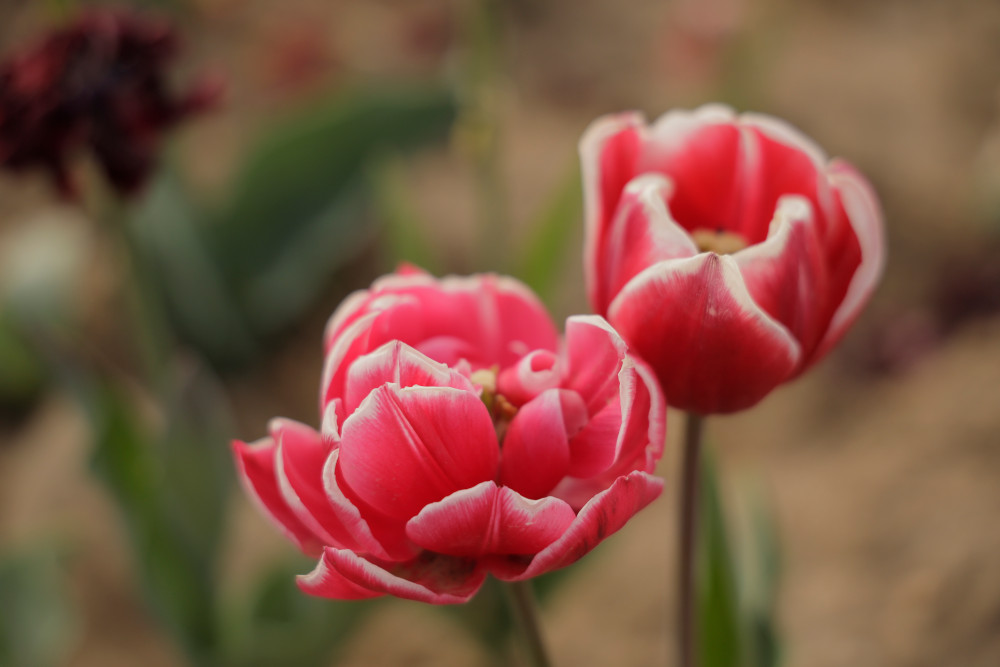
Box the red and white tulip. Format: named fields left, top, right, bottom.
left=581, top=104, right=885, bottom=414
left=233, top=268, right=666, bottom=604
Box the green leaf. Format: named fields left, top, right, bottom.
left=85, top=366, right=234, bottom=665
left=221, top=559, right=375, bottom=667
left=0, top=544, right=75, bottom=667
left=515, top=164, right=583, bottom=304
left=208, top=86, right=457, bottom=327
left=698, top=449, right=742, bottom=667
left=129, top=173, right=259, bottom=368
left=130, top=86, right=457, bottom=368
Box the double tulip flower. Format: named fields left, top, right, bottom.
left=235, top=105, right=884, bottom=602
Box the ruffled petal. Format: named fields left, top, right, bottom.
left=406, top=481, right=576, bottom=557
left=298, top=548, right=485, bottom=605
left=500, top=389, right=586, bottom=499
left=232, top=435, right=324, bottom=556
left=607, top=253, right=802, bottom=414
left=338, top=384, right=499, bottom=520
left=495, top=471, right=663, bottom=581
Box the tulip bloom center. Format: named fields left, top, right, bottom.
left=470, top=367, right=519, bottom=444
left=690, top=228, right=749, bottom=255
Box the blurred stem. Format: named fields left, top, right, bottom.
left=502, top=580, right=551, bottom=667
left=678, top=412, right=705, bottom=667
left=460, top=0, right=507, bottom=271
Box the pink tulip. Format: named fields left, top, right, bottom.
left=581, top=104, right=885, bottom=414
left=233, top=269, right=666, bottom=604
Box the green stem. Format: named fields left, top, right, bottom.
left=503, top=580, right=552, bottom=667
left=678, top=412, right=705, bottom=667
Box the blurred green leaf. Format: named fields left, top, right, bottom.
left=698, top=450, right=742, bottom=667
left=130, top=174, right=258, bottom=368
left=85, top=364, right=234, bottom=666
left=131, top=86, right=457, bottom=368
left=0, top=544, right=75, bottom=667
left=515, top=164, right=583, bottom=303
left=0, top=313, right=47, bottom=408
left=221, top=559, right=375, bottom=667
left=209, top=85, right=457, bottom=331
left=741, top=490, right=783, bottom=667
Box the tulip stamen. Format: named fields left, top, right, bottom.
left=691, top=228, right=748, bottom=255
left=471, top=367, right=518, bottom=446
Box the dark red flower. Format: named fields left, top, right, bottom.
left=0, top=9, right=221, bottom=198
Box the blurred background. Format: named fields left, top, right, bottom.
left=1, top=0, right=999, bottom=665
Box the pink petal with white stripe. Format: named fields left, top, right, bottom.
left=343, top=340, right=474, bottom=414
left=496, top=349, right=560, bottom=406
left=608, top=253, right=801, bottom=414
left=406, top=481, right=576, bottom=557
left=559, top=315, right=629, bottom=413
left=499, top=389, right=587, bottom=499
left=497, top=471, right=664, bottom=581
left=734, top=196, right=829, bottom=356
left=298, top=548, right=485, bottom=604
left=593, top=173, right=698, bottom=314
left=338, top=384, right=498, bottom=520
left=232, top=435, right=324, bottom=556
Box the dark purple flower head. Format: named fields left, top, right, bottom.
left=0, top=9, right=222, bottom=198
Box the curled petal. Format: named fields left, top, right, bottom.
left=496, top=349, right=561, bottom=406
left=298, top=548, right=485, bottom=605
left=608, top=253, right=802, bottom=414
left=580, top=111, right=646, bottom=308
left=271, top=418, right=351, bottom=550
left=594, top=173, right=698, bottom=313
left=232, top=435, right=324, bottom=556
left=500, top=389, right=587, bottom=499
left=496, top=471, right=664, bottom=581
left=559, top=315, right=629, bottom=413
left=338, top=384, right=498, bottom=520
left=814, top=159, right=887, bottom=360
left=734, top=195, right=829, bottom=355
left=406, top=481, right=576, bottom=557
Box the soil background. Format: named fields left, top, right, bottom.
left=2, top=0, right=1000, bottom=665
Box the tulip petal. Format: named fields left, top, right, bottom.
left=270, top=418, right=354, bottom=551
left=580, top=111, right=646, bottom=308
left=734, top=195, right=829, bottom=355
left=500, top=389, right=586, bottom=499
left=559, top=315, right=628, bottom=413
left=406, top=481, right=576, bottom=557
left=338, top=384, right=499, bottom=520
left=815, top=159, right=886, bottom=359
left=496, top=471, right=663, bottom=581
left=322, top=451, right=413, bottom=561
left=496, top=349, right=561, bottom=406
left=608, top=253, right=802, bottom=413
left=344, top=340, right=474, bottom=413
left=298, top=548, right=485, bottom=604
left=232, top=436, right=324, bottom=556
left=595, top=173, right=699, bottom=313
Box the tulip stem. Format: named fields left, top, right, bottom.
left=678, top=411, right=705, bottom=667
left=503, top=580, right=552, bottom=667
